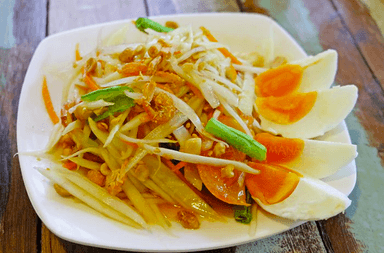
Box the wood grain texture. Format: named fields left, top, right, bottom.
left=48, top=0, right=147, bottom=35
left=41, top=1, right=148, bottom=252
left=238, top=0, right=384, bottom=252
left=331, top=0, right=384, bottom=89
left=147, top=0, right=240, bottom=16
left=0, top=0, right=47, bottom=252
left=236, top=222, right=326, bottom=253
left=301, top=0, right=384, bottom=252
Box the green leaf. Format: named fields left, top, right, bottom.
left=135, top=17, right=174, bottom=33
left=205, top=118, right=266, bottom=161
left=81, top=86, right=133, bottom=102
left=94, top=95, right=135, bottom=122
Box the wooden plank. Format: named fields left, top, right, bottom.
left=146, top=0, right=240, bottom=16
left=236, top=222, right=326, bottom=253
left=331, top=0, right=384, bottom=89
left=41, top=1, right=148, bottom=252
left=48, top=0, right=147, bottom=34
left=0, top=0, right=47, bottom=252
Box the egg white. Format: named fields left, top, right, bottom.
left=282, top=139, right=357, bottom=179
left=258, top=85, right=358, bottom=139
left=291, top=49, right=338, bottom=93
left=254, top=177, right=351, bottom=220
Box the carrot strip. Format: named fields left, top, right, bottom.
left=200, top=26, right=242, bottom=65
left=121, top=140, right=139, bottom=149
left=173, top=161, right=187, bottom=171
left=63, top=161, right=77, bottom=170
left=75, top=43, right=82, bottom=61
left=42, top=76, right=59, bottom=124
left=84, top=74, right=100, bottom=91
left=163, top=158, right=177, bottom=171
left=185, top=81, right=203, bottom=98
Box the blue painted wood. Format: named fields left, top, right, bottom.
left=0, top=0, right=47, bottom=252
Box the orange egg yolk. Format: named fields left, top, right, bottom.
left=256, top=91, right=317, bottom=124
left=255, top=64, right=304, bottom=97
left=254, top=133, right=304, bottom=163
left=245, top=162, right=302, bottom=205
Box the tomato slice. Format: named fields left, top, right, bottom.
left=197, top=147, right=248, bottom=205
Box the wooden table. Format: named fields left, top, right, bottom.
left=1, top=0, right=384, bottom=252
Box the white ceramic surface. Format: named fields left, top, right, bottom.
left=17, top=13, right=357, bottom=252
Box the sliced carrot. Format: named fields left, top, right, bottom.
left=42, top=76, right=59, bottom=124
left=63, top=160, right=77, bottom=170
left=173, top=161, right=187, bottom=171
left=200, top=26, right=242, bottom=65
left=75, top=43, right=82, bottom=61
left=84, top=74, right=100, bottom=91
left=163, top=158, right=177, bottom=171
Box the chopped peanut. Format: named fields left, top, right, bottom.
left=143, top=92, right=176, bottom=124
left=134, top=45, right=146, bottom=56
left=85, top=57, right=97, bottom=74
left=213, top=142, right=227, bottom=157
left=177, top=210, right=200, bottom=229
left=221, top=164, right=235, bottom=178
left=184, top=138, right=202, bottom=155
left=100, top=163, right=111, bottom=176
left=165, top=21, right=179, bottom=29
left=147, top=55, right=162, bottom=74
left=96, top=122, right=109, bottom=132
left=119, top=48, right=135, bottom=63
left=148, top=43, right=162, bottom=58
left=201, top=140, right=213, bottom=151
left=119, top=62, right=147, bottom=77
left=87, top=170, right=106, bottom=186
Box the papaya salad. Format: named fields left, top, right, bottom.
left=35, top=18, right=358, bottom=232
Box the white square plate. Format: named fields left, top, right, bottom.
left=17, top=13, right=356, bottom=252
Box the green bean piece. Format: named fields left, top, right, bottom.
left=135, top=17, right=174, bottom=33
left=233, top=190, right=253, bottom=224
left=205, top=118, right=266, bottom=161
